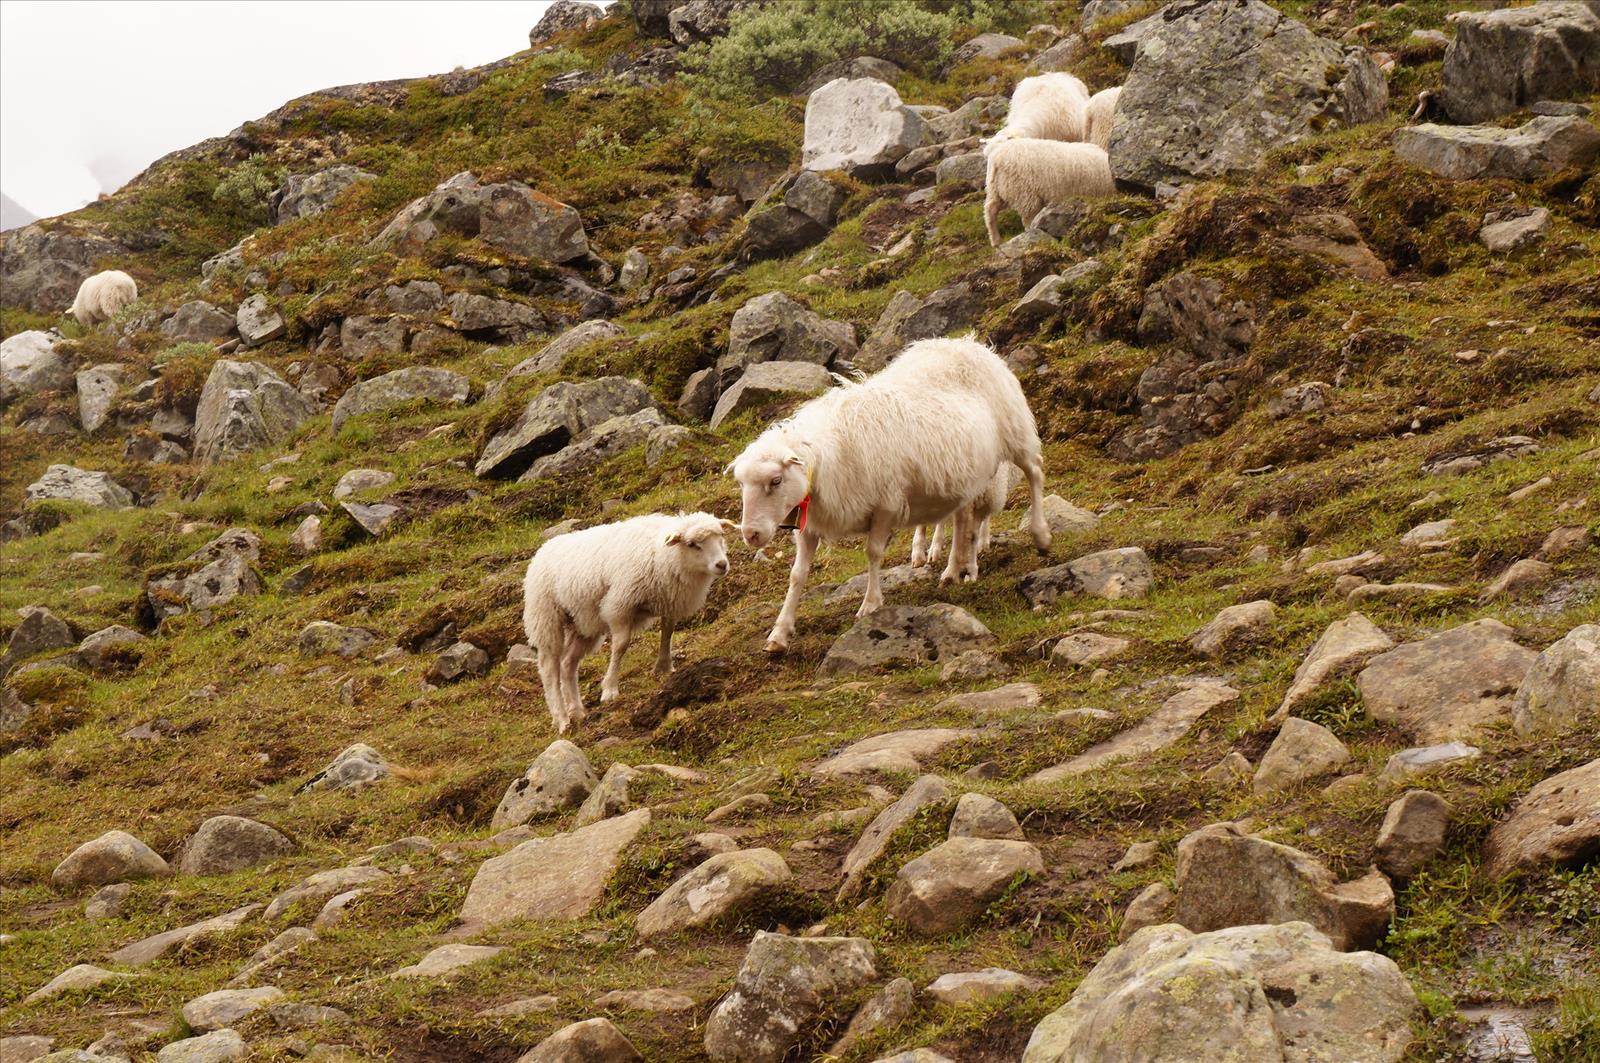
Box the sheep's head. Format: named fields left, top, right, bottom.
left=728, top=439, right=811, bottom=550
left=663, top=512, right=731, bottom=580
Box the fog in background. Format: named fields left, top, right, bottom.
left=1, top=0, right=563, bottom=226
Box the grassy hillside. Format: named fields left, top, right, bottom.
left=2, top=1, right=1597, bottom=1060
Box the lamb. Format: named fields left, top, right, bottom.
left=729, top=336, right=1051, bottom=653
left=992, top=72, right=1091, bottom=143
left=522, top=511, right=732, bottom=733
left=910, top=464, right=1018, bottom=568
left=67, top=270, right=138, bottom=327
left=983, top=138, right=1115, bottom=247
left=1083, top=86, right=1122, bottom=150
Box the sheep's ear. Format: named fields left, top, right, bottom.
left=664, top=531, right=684, bottom=546
left=720, top=518, right=741, bottom=532
left=782, top=450, right=805, bottom=467
left=723, top=460, right=737, bottom=476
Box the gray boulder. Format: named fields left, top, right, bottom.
left=819, top=604, right=992, bottom=676
left=476, top=376, right=655, bottom=479
left=263, top=866, right=390, bottom=920
left=573, top=762, right=637, bottom=827
left=1028, top=680, right=1238, bottom=784
left=3, top=606, right=75, bottom=678
left=296, top=621, right=377, bottom=659
left=740, top=170, right=847, bottom=260
left=1018, top=547, right=1154, bottom=607
left=339, top=314, right=409, bottom=357
left=1102, top=8, right=1167, bottom=62
left=800, top=56, right=904, bottom=96
left=25, top=465, right=134, bottom=511
left=374, top=171, right=589, bottom=263
left=2, top=330, right=72, bottom=404
left=156, top=1030, right=248, bottom=1063
left=802, top=78, right=928, bottom=178
left=427, top=641, right=489, bottom=684
left=144, top=529, right=263, bottom=622
left=839, top=775, right=952, bottom=900
left=1108, top=0, right=1387, bottom=189
left=507, top=319, right=626, bottom=378
left=521, top=408, right=664, bottom=482
left=235, top=294, right=286, bottom=347
left=1480, top=208, right=1552, bottom=253
left=76, top=364, right=129, bottom=433
left=886, top=837, right=1044, bottom=934
left=448, top=291, right=546, bottom=342
left=667, top=0, right=756, bottom=46
left=1512, top=623, right=1600, bottom=737
left=193, top=360, right=317, bottom=464
left=1021, top=922, right=1417, bottom=1063
left=51, top=830, right=171, bottom=889
left=1275, top=612, right=1393, bottom=721
left=519, top=1018, right=643, bottom=1063
left=1358, top=619, right=1537, bottom=742
left=1252, top=717, right=1350, bottom=793
left=160, top=300, right=236, bottom=343
left=704, top=932, right=877, bottom=1063
left=1441, top=2, right=1600, bottom=123
left=1376, top=790, right=1450, bottom=881
left=530, top=0, right=605, bottom=44
left=331, top=366, right=471, bottom=432
left=300, top=742, right=388, bottom=791
left=270, top=164, right=375, bottom=224
left=1394, top=116, right=1600, bottom=180
left=948, top=793, right=1025, bottom=841
left=179, top=815, right=295, bottom=875
left=1482, top=757, right=1599, bottom=878
left=1174, top=823, right=1394, bottom=950
left=832, top=977, right=914, bottom=1054
left=720, top=292, right=856, bottom=390
left=856, top=283, right=980, bottom=372
left=492, top=739, right=599, bottom=829
left=949, top=32, right=1024, bottom=66
left=379, top=279, right=445, bottom=313
left=458, top=808, right=652, bottom=929
left=1189, top=599, right=1277, bottom=658
left=342, top=500, right=400, bottom=536
left=710, top=360, right=833, bottom=429
left=636, top=848, right=793, bottom=938
left=76, top=624, right=147, bottom=673
left=181, top=986, right=285, bottom=1032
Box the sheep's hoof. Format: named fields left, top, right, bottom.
left=1033, top=530, right=1053, bottom=552
left=764, top=639, right=788, bottom=655
left=910, top=553, right=927, bottom=568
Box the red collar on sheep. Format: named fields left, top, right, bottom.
left=777, top=463, right=816, bottom=532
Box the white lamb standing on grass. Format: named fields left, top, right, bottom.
left=992, top=72, right=1091, bottom=143
left=67, top=270, right=138, bottom=327
left=1083, top=86, right=1122, bottom=151
left=910, top=463, right=1019, bottom=568
left=522, top=512, right=732, bottom=734
left=729, top=336, right=1051, bottom=653
left=983, top=138, right=1116, bottom=247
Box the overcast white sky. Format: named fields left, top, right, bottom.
left=1, top=1, right=568, bottom=221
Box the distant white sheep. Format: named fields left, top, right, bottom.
left=983, top=138, right=1115, bottom=247
left=67, top=270, right=138, bottom=327
left=523, top=512, right=732, bottom=733
left=729, top=336, right=1051, bottom=652
left=910, top=463, right=1017, bottom=568
left=1083, top=86, right=1122, bottom=150
left=993, top=72, right=1091, bottom=143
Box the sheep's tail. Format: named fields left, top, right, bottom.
left=984, top=175, right=1003, bottom=249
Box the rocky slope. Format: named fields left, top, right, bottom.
left=2, top=1, right=1598, bottom=1061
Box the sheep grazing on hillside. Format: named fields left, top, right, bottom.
left=67, top=270, right=138, bottom=327
left=910, top=463, right=1018, bottom=569
left=992, top=72, right=1091, bottom=143
left=983, top=138, right=1115, bottom=247
left=523, top=512, right=732, bottom=733
left=1083, top=86, right=1122, bottom=151
left=729, top=336, right=1051, bottom=653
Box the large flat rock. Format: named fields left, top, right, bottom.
left=459, top=808, right=651, bottom=929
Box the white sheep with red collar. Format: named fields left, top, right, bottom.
left=522, top=511, right=732, bottom=733
left=728, top=336, right=1051, bottom=653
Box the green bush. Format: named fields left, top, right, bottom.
left=686, top=0, right=1045, bottom=98
left=211, top=154, right=286, bottom=226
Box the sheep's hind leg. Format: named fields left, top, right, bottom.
left=960, top=514, right=981, bottom=583
left=766, top=528, right=820, bottom=653
left=857, top=515, right=893, bottom=617
left=600, top=625, right=635, bottom=702
left=1022, top=452, right=1051, bottom=552
left=927, top=523, right=944, bottom=565
left=910, top=526, right=929, bottom=568
left=561, top=632, right=600, bottom=725
left=941, top=507, right=974, bottom=585
left=536, top=636, right=570, bottom=734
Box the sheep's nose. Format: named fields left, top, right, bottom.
left=742, top=529, right=759, bottom=547
left=715, top=559, right=729, bottom=574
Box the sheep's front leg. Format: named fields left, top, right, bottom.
left=858, top=515, right=893, bottom=617
left=1022, top=453, right=1051, bottom=552
left=655, top=618, right=676, bottom=675
left=600, top=625, right=635, bottom=702
left=960, top=513, right=981, bottom=583
left=766, top=528, right=820, bottom=654
left=537, top=634, right=570, bottom=734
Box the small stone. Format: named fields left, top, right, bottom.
left=1203, top=752, right=1252, bottom=785
left=23, top=963, right=137, bottom=1004
left=518, top=1017, right=644, bottom=1062
left=426, top=641, right=489, bottom=684
left=391, top=943, right=503, bottom=979
left=1189, top=600, right=1277, bottom=658
left=299, top=743, right=388, bottom=791
left=181, top=986, right=286, bottom=1032
left=1252, top=718, right=1351, bottom=793
left=51, top=830, right=171, bottom=890
left=885, top=837, right=1044, bottom=935
left=179, top=816, right=296, bottom=875
left=1052, top=632, right=1130, bottom=667
left=706, top=792, right=773, bottom=824
left=704, top=932, right=877, bottom=1063
left=1112, top=841, right=1158, bottom=872
left=924, top=968, right=1043, bottom=1005
left=1375, top=790, right=1450, bottom=880
left=948, top=793, right=1024, bottom=841
left=1381, top=742, right=1482, bottom=782
left=831, top=977, right=913, bottom=1054
left=332, top=468, right=394, bottom=500
left=85, top=881, right=132, bottom=920
left=636, top=848, right=793, bottom=938
left=156, top=1029, right=248, bottom=1063
left=1478, top=559, right=1553, bottom=602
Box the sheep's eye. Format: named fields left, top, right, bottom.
left=769, top=475, right=783, bottom=488
left=687, top=541, right=701, bottom=550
